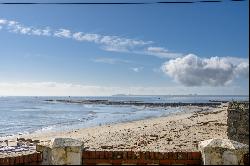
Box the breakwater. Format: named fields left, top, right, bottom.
left=45, top=99, right=222, bottom=107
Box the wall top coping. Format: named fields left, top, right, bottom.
left=37, top=138, right=84, bottom=149
left=51, top=138, right=83, bottom=148
left=199, top=139, right=249, bottom=150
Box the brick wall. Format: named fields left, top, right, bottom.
left=82, top=151, right=202, bottom=165
left=0, top=152, right=42, bottom=165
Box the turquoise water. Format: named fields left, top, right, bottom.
left=0, top=95, right=248, bottom=138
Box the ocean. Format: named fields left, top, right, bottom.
left=0, top=95, right=248, bottom=139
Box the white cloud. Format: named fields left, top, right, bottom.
left=131, top=67, right=143, bottom=72
left=0, top=82, right=248, bottom=96
left=92, top=58, right=131, bottom=64
left=145, top=47, right=182, bottom=58
left=234, top=61, right=249, bottom=78
left=0, top=19, right=7, bottom=25
left=99, top=36, right=152, bottom=52
left=72, top=32, right=100, bottom=42
left=54, top=29, right=71, bottom=38
left=2, top=19, right=52, bottom=36
left=162, top=54, right=249, bottom=86
left=1, top=18, right=182, bottom=58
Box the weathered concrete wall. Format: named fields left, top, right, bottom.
left=36, top=138, right=84, bottom=165
left=227, top=102, right=249, bottom=145
left=199, top=139, right=249, bottom=165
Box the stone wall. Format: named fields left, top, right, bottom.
left=227, top=101, right=249, bottom=145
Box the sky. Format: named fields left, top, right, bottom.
left=0, top=0, right=249, bottom=96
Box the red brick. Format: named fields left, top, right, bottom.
left=37, top=153, right=43, bottom=162
left=150, top=152, right=155, bottom=159
left=145, top=152, right=150, bottom=159
left=116, top=151, right=123, bottom=159
left=89, top=151, right=96, bottom=159
left=84, top=159, right=97, bottom=165
left=122, top=151, right=127, bottom=160
left=174, top=159, right=187, bottom=165
left=82, top=151, right=89, bottom=159
left=154, top=152, right=159, bottom=160
left=163, top=152, right=169, bottom=159
left=139, top=151, right=145, bottom=159
left=14, top=156, right=20, bottom=165
left=137, top=159, right=146, bottom=165
left=28, top=161, right=39, bottom=165
left=186, top=160, right=202, bottom=165
left=112, top=151, right=117, bottom=159
left=172, top=152, right=178, bottom=160
left=159, top=159, right=172, bottom=165
left=112, top=159, right=122, bottom=165
left=9, top=157, right=15, bottom=165
left=165, top=152, right=173, bottom=159
left=100, top=151, right=105, bottom=159
left=177, top=152, right=188, bottom=160
left=187, top=152, right=201, bottom=160
left=3, top=158, right=10, bottom=165
left=30, top=153, right=38, bottom=162
left=17, top=156, right=25, bottom=165
left=131, top=151, right=137, bottom=159
left=122, top=159, right=137, bottom=164
left=127, top=151, right=133, bottom=159
left=119, top=151, right=123, bottom=159
left=23, top=155, right=29, bottom=164
left=19, top=155, right=24, bottom=164
left=158, top=152, right=164, bottom=160
left=0, top=158, right=3, bottom=165
left=95, top=159, right=113, bottom=164
left=107, top=151, right=113, bottom=159
left=139, top=159, right=157, bottom=165
left=152, top=160, right=160, bottom=165
left=95, top=151, right=100, bottom=159
left=104, top=151, right=109, bottom=159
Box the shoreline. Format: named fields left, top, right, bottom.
left=0, top=104, right=212, bottom=141
left=1, top=103, right=229, bottom=152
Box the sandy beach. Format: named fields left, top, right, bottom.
left=1, top=103, right=229, bottom=152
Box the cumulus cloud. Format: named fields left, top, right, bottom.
left=162, top=54, right=249, bottom=86
left=234, top=61, right=249, bottom=78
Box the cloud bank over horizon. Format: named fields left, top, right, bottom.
left=0, top=82, right=248, bottom=96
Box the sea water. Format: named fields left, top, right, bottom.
left=0, top=95, right=248, bottom=138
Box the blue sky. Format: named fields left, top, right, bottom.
left=0, top=0, right=249, bottom=96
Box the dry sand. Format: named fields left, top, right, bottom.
left=2, top=103, right=229, bottom=152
